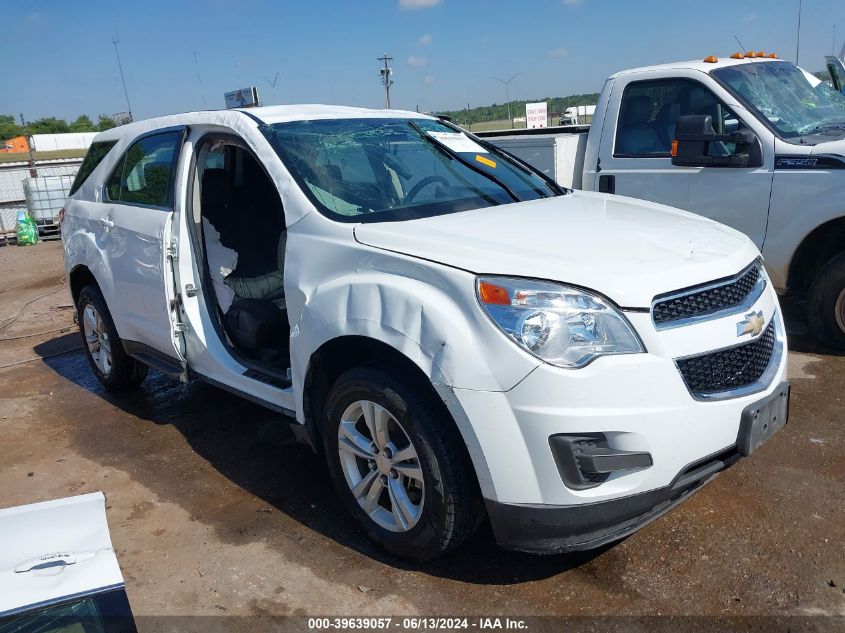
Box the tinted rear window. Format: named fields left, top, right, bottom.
left=69, top=141, right=118, bottom=195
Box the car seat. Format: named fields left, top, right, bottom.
left=617, top=95, right=662, bottom=154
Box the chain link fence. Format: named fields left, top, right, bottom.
left=0, top=160, right=82, bottom=238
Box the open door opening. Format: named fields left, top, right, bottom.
left=192, top=137, right=291, bottom=380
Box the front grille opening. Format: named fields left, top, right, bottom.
left=676, top=321, right=776, bottom=396
left=653, top=262, right=761, bottom=326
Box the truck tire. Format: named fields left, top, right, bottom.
left=807, top=252, right=845, bottom=350
left=77, top=285, right=149, bottom=390
left=322, top=365, right=483, bottom=561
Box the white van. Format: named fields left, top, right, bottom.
left=61, top=105, right=789, bottom=560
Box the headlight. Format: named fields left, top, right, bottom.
left=476, top=276, right=644, bottom=368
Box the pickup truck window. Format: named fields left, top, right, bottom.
left=615, top=79, right=740, bottom=157
left=261, top=118, right=560, bottom=223
left=712, top=61, right=845, bottom=142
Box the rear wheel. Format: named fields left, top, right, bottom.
left=322, top=366, right=483, bottom=561
left=807, top=253, right=845, bottom=350
left=77, top=286, right=149, bottom=390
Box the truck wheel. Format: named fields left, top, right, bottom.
left=322, top=366, right=483, bottom=561
left=77, top=285, right=149, bottom=390
left=807, top=252, right=845, bottom=350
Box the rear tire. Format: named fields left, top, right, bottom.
left=322, top=365, right=483, bottom=561
left=807, top=253, right=845, bottom=350
left=77, top=285, right=149, bottom=390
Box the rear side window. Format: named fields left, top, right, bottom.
left=69, top=141, right=117, bottom=195
left=106, top=131, right=182, bottom=208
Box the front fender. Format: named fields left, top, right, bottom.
left=765, top=171, right=845, bottom=290
left=287, top=251, right=539, bottom=424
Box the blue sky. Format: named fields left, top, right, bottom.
left=2, top=0, right=843, bottom=121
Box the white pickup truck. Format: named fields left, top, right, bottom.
left=482, top=53, right=845, bottom=348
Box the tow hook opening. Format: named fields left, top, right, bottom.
left=549, top=434, right=653, bottom=490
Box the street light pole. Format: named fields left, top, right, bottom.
left=493, top=73, right=519, bottom=128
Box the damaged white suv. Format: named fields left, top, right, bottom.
left=62, top=106, right=789, bottom=560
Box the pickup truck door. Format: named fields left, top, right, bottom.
left=596, top=74, right=773, bottom=248
left=100, top=127, right=188, bottom=379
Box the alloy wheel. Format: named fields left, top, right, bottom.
left=336, top=400, right=425, bottom=533
left=82, top=303, right=112, bottom=376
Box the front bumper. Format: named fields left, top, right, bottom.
left=444, top=288, right=788, bottom=552
left=485, top=444, right=741, bottom=554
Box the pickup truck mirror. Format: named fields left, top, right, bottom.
left=671, top=114, right=762, bottom=168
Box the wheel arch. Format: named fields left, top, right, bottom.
left=301, top=335, right=493, bottom=500
left=787, top=216, right=845, bottom=293
left=68, top=264, right=101, bottom=305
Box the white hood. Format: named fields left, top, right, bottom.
left=354, top=191, right=759, bottom=308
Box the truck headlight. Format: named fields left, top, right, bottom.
left=476, top=276, right=644, bottom=368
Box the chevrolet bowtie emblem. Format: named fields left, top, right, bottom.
left=736, top=310, right=765, bottom=337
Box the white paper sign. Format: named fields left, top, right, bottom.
left=526, top=102, right=548, bottom=129
left=427, top=131, right=487, bottom=154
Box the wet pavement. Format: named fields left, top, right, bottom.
left=0, top=242, right=843, bottom=628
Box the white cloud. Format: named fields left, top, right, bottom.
left=25, top=12, right=41, bottom=22
left=407, top=56, right=427, bottom=68
left=548, top=47, right=568, bottom=58
left=742, top=12, right=758, bottom=22
left=424, top=75, right=435, bottom=84
left=420, top=34, right=432, bottom=45
left=563, top=0, right=582, bottom=5
left=399, top=0, right=442, bottom=9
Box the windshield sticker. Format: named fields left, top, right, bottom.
left=427, top=131, right=487, bottom=154
left=475, top=154, right=497, bottom=168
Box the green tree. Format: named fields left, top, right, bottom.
left=69, top=114, right=96, bottom=132
left=97, top=114, right=116, bottom=131
left=28, top=117, right=70, bottom=134
left=0, top=114, right=23, bottom=141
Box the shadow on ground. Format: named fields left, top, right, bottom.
left=34, top=333, right=606, bottom=585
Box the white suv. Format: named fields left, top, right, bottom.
left=61, top=105, right=789, bottom=560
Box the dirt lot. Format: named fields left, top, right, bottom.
left=0, top=241, right=843, bottom=630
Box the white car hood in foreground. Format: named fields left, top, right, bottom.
left=0, top=492, right=124, bottom=617
left=355, top=191, right=758, bottom=308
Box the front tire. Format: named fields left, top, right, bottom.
left=807, top=253, right=845, bottom=350
left=77, top=285, right=149, bottom=390
left=322, top=366, right=483, bottom=561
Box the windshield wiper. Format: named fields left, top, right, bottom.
left=407, top=120, right=519, bottom=202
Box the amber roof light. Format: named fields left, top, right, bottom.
left=703, top=55, right=718, bottom=63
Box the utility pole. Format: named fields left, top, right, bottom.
left=20, top=113, right=37, bottom=178
left=112, top=37, right=133, bottom=122
left=795, top=0, right=802, bottom=65
left=377, top=53, right=393, bottom=109
left=493, top=73, right=519, bottom=128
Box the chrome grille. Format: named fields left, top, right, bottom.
left=653, top=261, right=764, bottom=328
left=676, top=321, right=776, bottom=397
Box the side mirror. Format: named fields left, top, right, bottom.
left=671, top=114, right=762, bottom=168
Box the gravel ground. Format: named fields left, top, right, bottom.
left=0, top=241, right=842, bottom=632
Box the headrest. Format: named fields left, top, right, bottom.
left=621, top=95, right=653, bottom=126
left=202, top=168, right=231, bottom=206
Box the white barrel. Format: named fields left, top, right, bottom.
left=23, top=175, right=74, bottom=223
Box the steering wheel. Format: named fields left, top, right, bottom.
left=402, top=175, right=449, bottom=205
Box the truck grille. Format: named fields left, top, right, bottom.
left=676, top=320, right=776, bottom=397
left=653, top=261, right=762, bottom=328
